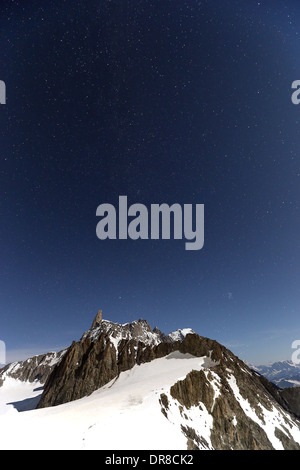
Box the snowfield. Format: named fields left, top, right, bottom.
left=0, top=352, right=215, bottom=450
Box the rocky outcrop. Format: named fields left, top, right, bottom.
left=160, top=358, right=300, bottom=450
left=254, top=374, right=300, bottom=421
left=90, top=310, right=103, bottom=329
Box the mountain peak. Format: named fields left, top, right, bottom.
left=83, top=316, right=164, bottom=347
left=90, top=310, right=103, bottom=329
left=2, top=313, right=300, bottom=450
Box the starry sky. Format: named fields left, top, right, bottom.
left=1, top=0, right=300, bottom=365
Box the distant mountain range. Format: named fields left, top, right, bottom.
left=251, top=361, right=300, bottom=389
left=0, top=311, right=300, bottom=450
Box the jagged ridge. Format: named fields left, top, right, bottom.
left=2, top=311, right=300, bottom=450
left=0, top=350, right=66, bottom=388
left=37, top=316, right=202, bottom=408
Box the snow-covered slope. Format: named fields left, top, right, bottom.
left=1, top=351, right=300, bottom=450
left=0, top=378, right=43, bottom=416
left=0, top=353, right=215, bottom=450
left=1, top=315, right=300, bottom=450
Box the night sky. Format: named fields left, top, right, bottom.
left=1, top=0, right=300, bottom=365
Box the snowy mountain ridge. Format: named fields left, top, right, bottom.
left=0, top=350, right=66, bottom=388
left=1, top=312, right=300, bottom=450
left=0, top=318, right=194, bottom=390
left=82, top=317, right=195, bottom=348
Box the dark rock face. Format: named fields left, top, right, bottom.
left=170, top=369, right=216, bottom=410
left=255, top=374, right=300, bottom=421
left=279, top=387, right=300, bottom=419
left=169, top=370, right=268, bottom=450
left=0, top=350, right=66, bottom=387
left=161, top=359, right=300, bottom=450
left=38, top=336, right=119, bottom=407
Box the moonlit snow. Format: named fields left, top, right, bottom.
left=0, top=353, right=213, bottom=450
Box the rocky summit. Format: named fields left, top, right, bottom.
left=1, top=311, right=300, bottom=450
